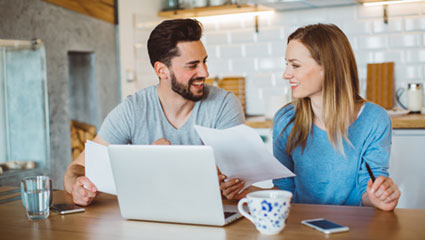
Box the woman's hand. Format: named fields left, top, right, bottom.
left=217, top=167, right=246, bottom=200
left=363, top=176, right=401, bottom=211
left=217, top=169, right=261, bottom=200
left=220, top=176, right=246, bottom=200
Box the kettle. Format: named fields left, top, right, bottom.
left=396, top=83, right=424, bottom=113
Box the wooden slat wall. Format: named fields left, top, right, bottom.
left=44, top=0, right=115, bottom=24
left=366, top=62, right=394, bottom=109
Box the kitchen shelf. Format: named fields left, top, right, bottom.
left=392, top=113, right=425, bottom=129
left=246, top=114, right=425, bottom=129
left=158, top=4, right=273, bottom=19
left=245, top=116, right=272, bottom=129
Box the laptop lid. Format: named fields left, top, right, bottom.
left=108, top=145, right=240, bottom=226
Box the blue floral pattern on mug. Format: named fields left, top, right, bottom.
left=238, top=190, right=293, bottom=235
left=250, top=199, right=289, bottom=232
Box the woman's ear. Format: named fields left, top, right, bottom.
left=154, top=61, right=169, bottom=80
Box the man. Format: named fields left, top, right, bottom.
left=64, top=19, right=245, bottom=206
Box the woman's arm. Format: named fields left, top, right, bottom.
left=359, top=107, right=401, bottom=211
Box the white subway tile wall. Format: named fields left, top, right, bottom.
left=373, top=50, right=403, bottom=63
left=205, top=59, right=229, bottom=76
left=133, top=3, right=425, bottom=115
left=218, top=44, right=244, bottom=58
left=390, top=33, right=422, bottom=48
left=229, top=29, right=256, bottom=44
left=387, top=3, right=424, bottom=16
left=358, top=36, right=389, bottom=49
left=343, top=21, right=372, bottom=35
left=257, top=26, right=284, bottom=42
left=245, top=42, right=270, bottom=57
left=405, top=17, right=425, bottom=31
left=406, top=49, right=425, bottom=62
left=373, top=18, right=403, bottom=33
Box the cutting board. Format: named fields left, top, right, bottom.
left=366, top=62, right=394, bottom=109
left=206, top=76, right=246, bottom=114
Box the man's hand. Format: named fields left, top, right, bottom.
left=71, top=176, right=98, bottom=206
left=364, top=176, right=401, bottom=211
left=152, top=138, right=171, bottom=145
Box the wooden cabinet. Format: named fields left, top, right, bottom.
left=44, top=0, right=115, bottom=24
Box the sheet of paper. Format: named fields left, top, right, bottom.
left=194, top=124, right=295, bottom=189
left=85, top=140, right=116, bottom=195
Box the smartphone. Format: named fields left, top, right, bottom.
left=301, top=218, right=349, bottom=234
left=50, top=204, right=85, bottom=215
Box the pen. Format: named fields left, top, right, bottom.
left=365, top=162, right=375, bottom=183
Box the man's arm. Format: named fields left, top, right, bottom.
left=64, top=135, right=109, bottom=206
left=215, top=91, right=245, bottom=129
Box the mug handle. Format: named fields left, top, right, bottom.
left=237, top=198, right=254, bottom=224
left=395, top=88, right=408, bottom=110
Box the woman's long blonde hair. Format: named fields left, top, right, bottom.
left=279, top=23, right=365, bottom=155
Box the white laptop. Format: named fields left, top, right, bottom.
left=108, top=145, right=242, bottom=226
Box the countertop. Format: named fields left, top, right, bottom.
left=246, top=113, right=425, bottom=129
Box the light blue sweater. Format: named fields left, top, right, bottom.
left=272, top=102, right=392, bottom=206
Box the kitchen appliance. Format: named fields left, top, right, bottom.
left=407, top=83, right=424, bottom=113
left=396, top=83, right=424, bottom=113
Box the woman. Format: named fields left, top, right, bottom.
left=220, top=23, right=401, bottom=211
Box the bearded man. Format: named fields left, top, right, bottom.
left=64, top=19, right=245, bottom=206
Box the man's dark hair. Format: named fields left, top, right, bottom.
left=147, top=18, right=203, bottom=67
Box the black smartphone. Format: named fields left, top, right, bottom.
left=301, top=218, right=349, bottom=234
left=50, top=204, right=85, bottom=215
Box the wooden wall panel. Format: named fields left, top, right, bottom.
left=44, top=0, right=115, bottom=24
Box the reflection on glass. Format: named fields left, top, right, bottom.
left=0, top=39, right=49, bottom=171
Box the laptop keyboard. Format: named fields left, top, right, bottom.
left=224, top=212, right=238, bottom=218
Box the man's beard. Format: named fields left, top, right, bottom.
left=170, top=73, right=205, bottom=102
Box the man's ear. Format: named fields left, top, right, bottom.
left=154, top=61, right=169, bottom=80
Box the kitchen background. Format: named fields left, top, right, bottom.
left=0, top=0, right=424, bottom=208
left=122, top=0, right=425, bottom=115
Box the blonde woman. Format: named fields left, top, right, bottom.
left=220, top=24, right=401, bottom=211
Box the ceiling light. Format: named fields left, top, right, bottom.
left=195, top=9, right=275, bottom=21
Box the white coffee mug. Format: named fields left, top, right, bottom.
left=238, top=190, right=292, bottom=235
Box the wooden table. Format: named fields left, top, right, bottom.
left=1, top=186, right=425, bottom=240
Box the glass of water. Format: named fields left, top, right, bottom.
left=21, top=176, right=52, bottom=220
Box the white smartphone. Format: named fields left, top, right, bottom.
left=301, top=218, right=349, bottom=234
left=50, top=204, right=85, bottom=215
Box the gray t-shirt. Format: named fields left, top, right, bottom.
left=98, top=84, right=245, bottom=145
